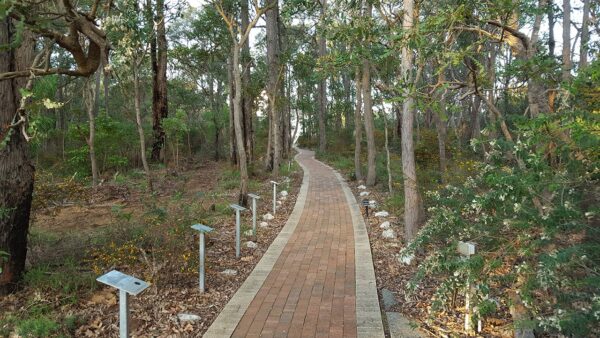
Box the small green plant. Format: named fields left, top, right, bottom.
left=63, top=315, right=80, bottom=332
left=111, top=205, right=133, bottom=222
left=17, top=316, right=59, bottom=338
left=24, top=259, right=97, bottom=295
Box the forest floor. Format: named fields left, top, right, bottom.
left=318, top=148, right=514, bottom=338
left=0, top=158, right=303, bottom=337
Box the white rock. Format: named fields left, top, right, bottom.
left=260, top=221, right=269, bottom=227
left=220, top=269, right=237, bottom=276
left=380, top=221, right=391, bottom=229
left=277, top=201, right=282, bottom=206
left=359, top=191, right=370, bottom=197
left=399, top=254, right=415, bottom=265
left=244, top=230, right=253, bottom=236
left=177, top=313, right=201, bottom=322
left=280, top=196, right=287, bottom=201
left=374, top=211, right=389, bottom=217
left=280, top=190, right=288, bottom=197
left=357, top=185, right=367, bottom=190
left=246, top=241, right=257, bottom=249
left=369, top=200, right=377, bottom=205
left=382, top=229, right=396, bottom=239
left=263, top=213, right=274, bottom=221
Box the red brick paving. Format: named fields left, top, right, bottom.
left=232, top=152, right=357, bottom=338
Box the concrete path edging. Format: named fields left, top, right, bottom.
left=333, top=170, right=385, bottom=337
left=204, top=151, right=310, bottom=337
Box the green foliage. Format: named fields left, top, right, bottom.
left=402, top=108, right=600, bottom=336
left=66, top=115, right=137, bottom=175
left=16, top=316, right=59, bottom=338
left=24, top=258, right=97, bottom=295
left=163, top=109, right=190, bottom=145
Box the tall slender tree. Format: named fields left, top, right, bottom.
left=0, top=0, right=110, bottom=294
left=317, top=0, right=327, bottom=153
left=354, top=67, right=363, bottom=181
left=561, top=0, right=572, bottom=82
left=215, top=0, right=269, bottom=205
left=580, top=0, right=590, bottom=68
left=151, top=0, right=169, bottom=162
left=362, top=0, right=376, bottom=186
left=0, top=24, right=34, bottom=295
left=401, top=0, right=420, bottom=241
left=265, top=0, right=281, bottom=175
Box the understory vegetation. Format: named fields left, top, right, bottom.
left=1, top=0, right=599, bottom=336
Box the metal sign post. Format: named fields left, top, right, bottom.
left=458, top=241, right=478, bottom=333
left=191, top=224, right=214, bottom=292
left=247, top=194, right=260, bottom=236
left=97, top=270, right=149, bottom=338
left=270, top=181, right=279, bottom=214
left=230, top=204, right=247, bottom=258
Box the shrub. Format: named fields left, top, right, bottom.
left=402, top=110, right=600, bottom=336
left=17, top=316, right=59, bottom=338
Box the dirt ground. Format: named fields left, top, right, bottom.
left=1, top=159, right=303, bottom=337
left=345, top=184, right=513, bottom=338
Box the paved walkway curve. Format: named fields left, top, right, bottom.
left=205, top=149, right=384, bottom=338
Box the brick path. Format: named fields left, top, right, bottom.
left=205, top=149, right=383, bottom=337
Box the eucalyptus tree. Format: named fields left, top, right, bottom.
left=361, top=0, right=376, bottom=187
left=399, top=0, right=420, bottom=241
left=265, top=0, right=282, bottom=175
left=580, top=0, right=590, bottom=68
left=562, top=0, right=571, bottom=81
left=0, top=0, right=110, bottom=294
left=149, top=0, right=170, bottom=162
left=108, top=0, right=155, bottom=190
left=214, top=0, right=270, bottom=206
left=317, top=0, right=327, bottom=153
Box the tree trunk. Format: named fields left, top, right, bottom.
left=401, top=0, right=420, bottom=242
left=383, top=112, right=392, bottom=194
left=93, top=68, right=101, bottom=116
left=0, top=20, right=35, bottom=295
left=103, top=64, right=110, bottom=117
left=470, top=95, right=481, bottom=141
left=547, top=0, right=555, bottom=57
left=395, top=104, right=402, bottom=140
left=561, top=0, right=571, bottom=82
left=233, top=45, right=249, bottom=206
left=487, top=45, right=498, bottom=140
left=342, top=55, right=352, bottom=130
left=434, top=69, right=448, bottom=183
left=354, top=68, right=363, bottom=181
left=228, top=55, right=237, bottom=164
left=151, top=0, right=169, bottom=162
left=133, top=61, right=152, bottom=191
left=241, top=0, right=253, bottom=162
left=266, top=0, right=281, bottom=176
left=85, top=77, right=100, bottom=186
left=362, top=59, right=376, bottom=186
left=580, top=0, right=590, bottom=68
left=317, top=0, right=327, bottom=153
left=362, top=1, right=376, bottom=186
left=523, top=1, right=550, bottom=116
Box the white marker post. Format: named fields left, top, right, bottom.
left=230, top=204, right=247, bottom=258
left=270, top=181, right=279, bottom=214
left=247, top=194, right=260, bottom=236
left=191, top=224, right=214, bottom=292
left=97, top=270, right=149, bottom=338
left=458, top=241, right=478, bottom=333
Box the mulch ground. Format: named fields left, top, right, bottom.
left=346, top=184, right=513, bottom=338
left=0, top=159, right=303, bottom=337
